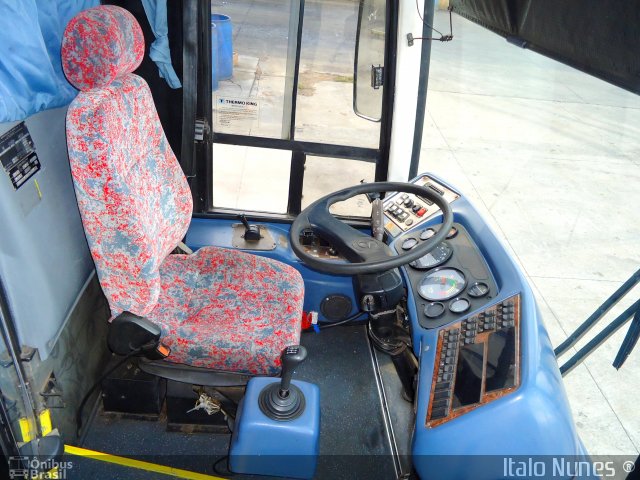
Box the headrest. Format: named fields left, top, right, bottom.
left=62, top=5, right=145, bottom=91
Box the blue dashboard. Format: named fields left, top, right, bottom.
left=393, top=174, right=588, bottom=479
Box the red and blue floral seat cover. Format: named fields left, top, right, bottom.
left=62, top=5, right=303, bottom=375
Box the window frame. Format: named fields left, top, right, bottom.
left=194, top=0, right=400, bottom=218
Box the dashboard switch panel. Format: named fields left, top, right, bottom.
left=383, top=175, right=459, bottom=236
left=427, top=294, right=521, bottom=427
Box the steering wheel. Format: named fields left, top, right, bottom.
left=290, top=182, right=454, bottom=275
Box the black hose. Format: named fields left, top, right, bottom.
left=75, top=343, right=155, bottom=438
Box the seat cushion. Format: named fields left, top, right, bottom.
left=149, top=247, right=304, bottom=375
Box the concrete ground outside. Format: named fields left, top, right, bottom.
left=424, top=11, right=640, bottom=457
left=211, top=1, right=640, bottom=458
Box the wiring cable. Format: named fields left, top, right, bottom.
left=319, top=311, right=368, bottom=330
left=75, top=342, right=157, bottom=438
left=411, top=0, right=454, bottom=43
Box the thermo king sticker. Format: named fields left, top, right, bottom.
left=214, top=96, right=260, bottom=128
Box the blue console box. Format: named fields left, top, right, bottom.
left=229, top=377, right=320, bottom=479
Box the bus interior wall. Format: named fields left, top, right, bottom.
left=0, top=107, right=111, bottom=444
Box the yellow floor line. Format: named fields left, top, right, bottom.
left=64, top=445, right=226, bottom=480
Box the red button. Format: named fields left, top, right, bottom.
left=416, top=208, right=427, bottom=217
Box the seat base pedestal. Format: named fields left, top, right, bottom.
left=230, top=377, right=320, bottom=480
left=102, top=358, right=166, bottom=415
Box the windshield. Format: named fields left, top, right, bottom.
left=209, top=0, right=386, bottom=217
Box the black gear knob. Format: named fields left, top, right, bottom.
left=279, top=345, right=307, bottom=397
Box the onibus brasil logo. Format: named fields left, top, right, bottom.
left=9, top=456, right=73, bottom=479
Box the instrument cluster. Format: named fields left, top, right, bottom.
left=395, top=222, right=498, bottom=329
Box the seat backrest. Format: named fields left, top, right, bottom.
left=62, top=6, right=193, bottom=317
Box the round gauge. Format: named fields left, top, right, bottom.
left=409, top=242, right=453, bottom=270
left=424, top=302, right=445, bottom=318
left=447, top=226, right=458, bottom=239
left=449, top=297, right=470, bottom=314
left=418, top=268, right=466, bottom=301
left=468, top=282, right=490, bottom=298
left=420, top=228, right=436, bottom=240
left=401, top=237, right=418, bottom=251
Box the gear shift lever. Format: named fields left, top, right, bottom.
left=279, top=345, right=307, bottom=397
left=259, top=345, right=308, bottom=420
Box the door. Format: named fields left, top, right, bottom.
left=206, top=0, right=393, bottom=218
left=0, top=281, right=36, bottom=469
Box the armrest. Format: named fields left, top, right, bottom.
left=108, top=311, right=168, bottom=360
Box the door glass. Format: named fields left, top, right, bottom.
left=354, top=0, right=386, bottom=121
left=211, top=0, right=295, bottom=139
left=295, top=1, right=382, bottom=148
left=302, top=156, right=375, bottom=217
left=212, top=144, right=291, bottom=214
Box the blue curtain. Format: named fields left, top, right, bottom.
left=141, top=0, right=182, bottom=89
left=0, top=0, right=98, bottom=123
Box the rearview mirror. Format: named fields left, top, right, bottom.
left=353, top=0, right=386, bottom=122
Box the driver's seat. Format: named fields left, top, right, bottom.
left=62, top=5, right=304, bottom=375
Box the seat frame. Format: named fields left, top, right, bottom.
left=138, top=358, right=253, bottom=387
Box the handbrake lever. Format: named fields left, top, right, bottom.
left=239, top=214, right=261, bottom=242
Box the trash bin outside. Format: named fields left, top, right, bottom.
left=211, top=14, right=233, bottom=81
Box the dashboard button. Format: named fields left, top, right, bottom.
left=405, top=218, right=414, bottom=226
left=416, top=208, right=427, bottom=217
left=435, top=381, right=451, bottom=391
left=434, top=390, right=449, bottom=400
left=431, top=407, right=449, bottom=419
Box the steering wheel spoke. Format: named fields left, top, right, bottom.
left=306, top=201, right=390, bottom=263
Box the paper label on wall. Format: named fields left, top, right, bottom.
left=214, top=96, right=260, bottom=128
